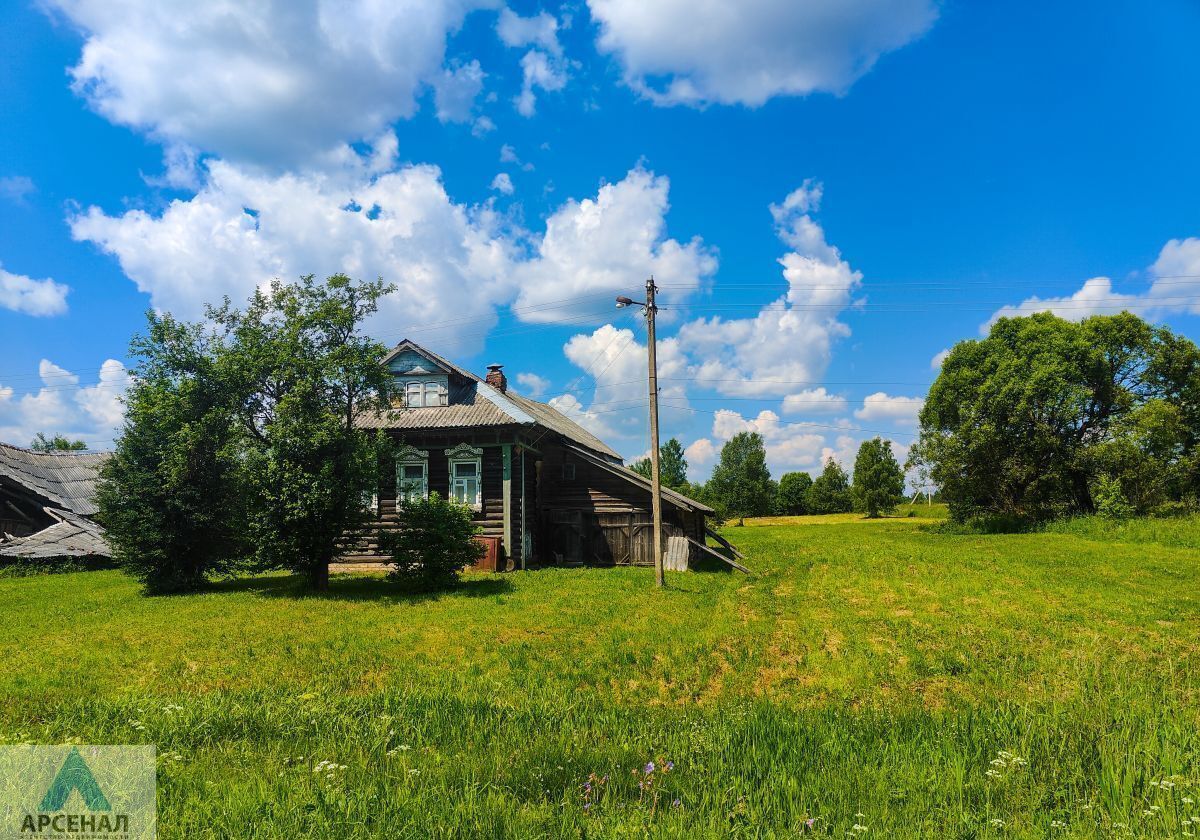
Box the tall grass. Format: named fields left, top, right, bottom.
left=1, top=515, right=1197, bottom=837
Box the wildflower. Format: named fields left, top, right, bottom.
left=1050, top=820, right=1065, bottom=830
left=645, top=762, right=655, bottom=774
left=990, top=818, right=1005, bottom=827
left=851, top=824, right=868, bottom=833
left=672, top=798, right=681, bottom=808
left=665, top=761, right=675, bottom=771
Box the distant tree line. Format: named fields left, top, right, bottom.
left=909, top=311, right=1200, bottom=524
left=641, top=432, right=906, bottom=525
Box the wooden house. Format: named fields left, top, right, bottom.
left=346, top=339, right=713, bottom=569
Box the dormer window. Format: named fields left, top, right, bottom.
left=402, top=379, right=447, bottom=408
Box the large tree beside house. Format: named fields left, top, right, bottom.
left=97, top=312, right=250, bottom=593
left=214, top=274, right=396, bottom=590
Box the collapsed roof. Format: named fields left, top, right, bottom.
left=0, top=442, right=111, bottom=560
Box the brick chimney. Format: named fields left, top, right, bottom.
left=485, top=363, right=507, bottom=393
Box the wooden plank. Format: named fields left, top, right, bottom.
left=705, top=527, right=746, bottom=560
left=687, top=537, right=752, bottom=575
left=501, top=444, right=512, bottom=567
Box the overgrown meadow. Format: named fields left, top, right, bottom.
left=2, top=508, right=1198, bottom=837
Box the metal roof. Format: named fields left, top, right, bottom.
left=360, top=340, right=623, bottom=461
left=563, top=444, right=715, bottom=514
left=0, top=443, right=110, bottom=516
left=0, top=508, right=110, bottom=559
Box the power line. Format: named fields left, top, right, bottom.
left=657, top=401, right=920, bottom=439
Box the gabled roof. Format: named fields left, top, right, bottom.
left=362, top=339, right=623, bottom=461
left=0, top=442, right=110, bottom=516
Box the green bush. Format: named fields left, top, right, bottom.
left=380, top=493, right=485, bottom=591
left=1094, top=475, right=1134, bottom=520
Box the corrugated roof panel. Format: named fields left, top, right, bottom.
left=0, top=443, right=109, bottom=516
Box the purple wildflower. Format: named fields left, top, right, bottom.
left=645, top=761, right=655, bottom=774
left=665, top=761, right=675, bottom=771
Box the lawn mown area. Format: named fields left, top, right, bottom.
left=2, top=509, right=1198, bottom=837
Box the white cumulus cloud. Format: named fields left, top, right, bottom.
left=48, top=0, right=493, bottom=168
left=781, top=387, right=848, bottom=415
left=0, top=264, right=70, bottom=316
left=496, top=8, right=561, bottom=54
left=515, top=371, right=550, bottom=397
left=854, top=392, right=924, bottom=425
left=709, top=408, right=826, bottom=473
left=69, top=146, right=517, bottom=355
left=588, top=0, right=937, bottom=106
left=514, top=49, right=569, bottom=117
left=490, top=172, right=514, bottom=195
left=0, top=359, right=130, bottom=447
left=511, top=168, right=717, bottom=323
left=985, top=237, right=1200, bottom=331
left=677, top=180, right=860, bottom=396
left=431, top=60, right=486, bottom=124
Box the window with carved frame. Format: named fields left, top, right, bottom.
left=446, top=443, right=483, bottom=510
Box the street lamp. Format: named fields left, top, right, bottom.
left=616, top=278, right=664, bottom=589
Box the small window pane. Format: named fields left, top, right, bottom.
left=403, top=465, right=424, bottom=480
left=406, top=382, right=422, bottom=407
left=453, top=462, right=478, bottom=478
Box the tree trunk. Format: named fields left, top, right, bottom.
left=310, top=561, right=330, bottom=592
left=1070, top=470, right=1095, bottom=514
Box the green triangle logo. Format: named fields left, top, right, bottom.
left=38, top=747, right=111, bottom=812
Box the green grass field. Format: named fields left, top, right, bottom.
left=2, top=507, right=1198, bottom=837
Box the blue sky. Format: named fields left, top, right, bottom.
left=2, top=0, right=1199, bottom=480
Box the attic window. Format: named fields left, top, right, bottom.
left=561, top=462, right=575, bottom=481
left=403, top=380, right=447, bottom=408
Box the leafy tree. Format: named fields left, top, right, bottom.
left=381, top=493, right=485, bottom=591
left=776, top=471, right=813, bottom=515
left=913, top=311, right=1200, bottom=522
left=851, top=437, right=905, bottom=517
left=30, top=433, right=87, bottom=452
left=806, top=459, right=852, bottom=514
left=215, top=274, right=395, bottom=590
left=96, top=313, right=249, bottom=594
left=629, top=438, right=689, bottom=491
left=706, top=432, right=775, bottom=524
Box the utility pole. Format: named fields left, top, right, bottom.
left=616, top=277, right=665, bottom=588
left=644, top=277, right=664, bottom=588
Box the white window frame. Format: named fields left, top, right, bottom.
left=395, top=444, right=429, bottom=503
left=401, top=379, right=447, bottom=408
left=446, top=443, right=484, bottom=511
left=404, top=381, right=423, bottom=408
